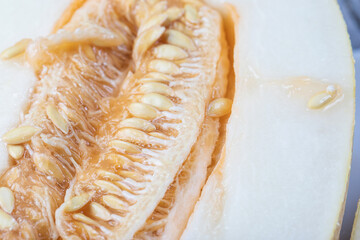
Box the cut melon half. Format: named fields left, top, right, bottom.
left=0, top=0, right=355, bottom=239
left=182, top=0, right=355, bottom=239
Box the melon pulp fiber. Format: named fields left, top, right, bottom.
left=182, top=0, right=355, bottom=239
left=55, top=1, right=228, bottom=239
left=0, top=0, right=355, bottom=239
left=0, top=0, right=228, bottom=239
left=0, top=0, right=134, bottom=238
left=0, top=0, right=72, bottom=171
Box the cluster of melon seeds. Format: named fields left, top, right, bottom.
left=133, top=118, right=220, bottom=239
left=0, top=0, right=134, bottom=238
left=55, top=0, right=226, bottom=239
left=134, top=17, right=230, bottom=238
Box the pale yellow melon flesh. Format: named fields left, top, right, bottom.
left=182, top=0, right=355, bottom=239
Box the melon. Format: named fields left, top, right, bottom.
left=0, top=0, right=72, bottom=171
left=0, top=0, right=134, bottom=238
left=0, top=0, right=354, bottom=239
left=182, top=0, right=355, bottom=239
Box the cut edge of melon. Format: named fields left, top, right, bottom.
left=331, top=2, right=356, bottom=238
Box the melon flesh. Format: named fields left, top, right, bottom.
left=0, top=0, right=355, bottom=239
left=182, top=0, right=355, bottom=239
left=0, top=0, right=72, bottom=171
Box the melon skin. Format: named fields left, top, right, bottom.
left=182, top=0, right=355, bottom=239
